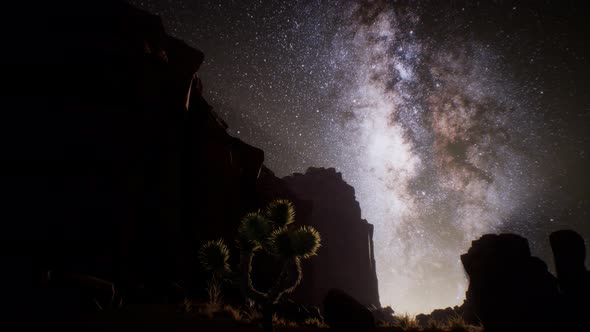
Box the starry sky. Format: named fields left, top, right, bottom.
left=130, top=0, right=589, bottom=314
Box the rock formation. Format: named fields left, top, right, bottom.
left=460, top=233, right=559, bottom=332
left=550, top=230, right=590, bottom=330
left=415, top=306, right=463, bottom=328
left=2, top=0, right=263, bottom=307
left=2, top=1, right=382, bottom=320
left=283, top=167, right=380, bottom=308
left=323, top=288, right=376, bottom=331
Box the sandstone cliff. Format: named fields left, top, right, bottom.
left=283, top=167, right=381, bottom=308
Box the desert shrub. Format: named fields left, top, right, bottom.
left=201, top=199, right=321, bottom=332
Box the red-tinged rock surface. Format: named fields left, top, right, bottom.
left=283, top=167, right=381, bottom=308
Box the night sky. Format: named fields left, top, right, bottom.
left=130, top=0, right=589, bottom=314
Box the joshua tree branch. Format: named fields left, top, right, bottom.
left=239, top=250, right=267, bottom=303
left=268, top=257, right=302, bottom=304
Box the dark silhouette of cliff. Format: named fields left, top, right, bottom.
left=1, top=3, right=383, bottom=329
left=282, top=167, right=381, bottom=308
left=2, top=0, right=264, bottom=313
left=459, top=231, right=590, bottom=332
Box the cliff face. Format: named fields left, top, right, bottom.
left=2, top=0, right=381, bottom=310
left=2, top=0, right=263, bottom=301
left=283, top=167, right=381, bottom=308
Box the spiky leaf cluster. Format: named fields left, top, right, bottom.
left=269, top=227, right=294, bottom=258
left=199, top=239, right=231, bottom=274
left=290, top=226, right=321, bottom=259
left=265, top=199, right=295, bottom=227
left=269, top=226, right=321, bottom=259
left=238, top=212, right=273, bottom=250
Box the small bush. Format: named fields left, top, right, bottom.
left=243, top=304, right=262, bottom=323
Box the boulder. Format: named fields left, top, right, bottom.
left=323, top=289, right=375, bottom=331
left=371, top=306, right=395, bottom=325
left=461, top=233, right=559, bottom=332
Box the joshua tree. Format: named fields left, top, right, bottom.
left=200, top=199, right=321, bottom=332
left=198, top=239, right=231, bottom=306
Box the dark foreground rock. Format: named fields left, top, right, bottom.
left=2, top=0, right=263, bottom=313
left=323, top=289, right=376, bottom=331
left=371, top=306, right=395, bottom=325
left=461, top=233, right=559, bottom=332
left=550, top=230, right=590, bottom=330
left=415, top=306, right=463, bottom=328
left=1, top=1, right=386, bottom=326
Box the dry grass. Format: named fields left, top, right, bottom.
left=419, top=315, right=483, bottom=332
left=445, top=315, right=469, bottom=332
left=182, top=297, right=192, bottom=313
left=223, top=305, right=243, bottom=321
left=423, top=318, right=445, bottom=331
left=394, top=313, right=421, bottom=331
left=206, top=277, right=223, bottom=307
left=272, top=313, right=298, bottom=328
left=377, top=319, right=395, bottom=327
left=200, top=302, right=222, bottom=318
left=242, top=303, right=262, bottom=323
left=303, top=317, right=328, bottom=328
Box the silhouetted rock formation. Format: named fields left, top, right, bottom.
left=283, top=167, right=381, bottom=308
left=460, top=233, right=559, bottom=332
left=415, top=306, right=463, bottom=328
left=550, top=230, right=590, bottom=330
left=2, top=0, right=263, bottom=312
left=323, top=289, right=376, bottom=331
left=550, top=230, right=589, bottom=293
left=371, top=306, right=395, bottom=325
left=2, top=2, right=385, bottom=326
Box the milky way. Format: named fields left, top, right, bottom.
left=131, top=0, right=589, bottom=314
left=328, top=1, right=549, bottom=312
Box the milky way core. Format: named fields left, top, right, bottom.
left=133, top=0, right=589, bottom=314
left=328, top=2, right=548, bottom=313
